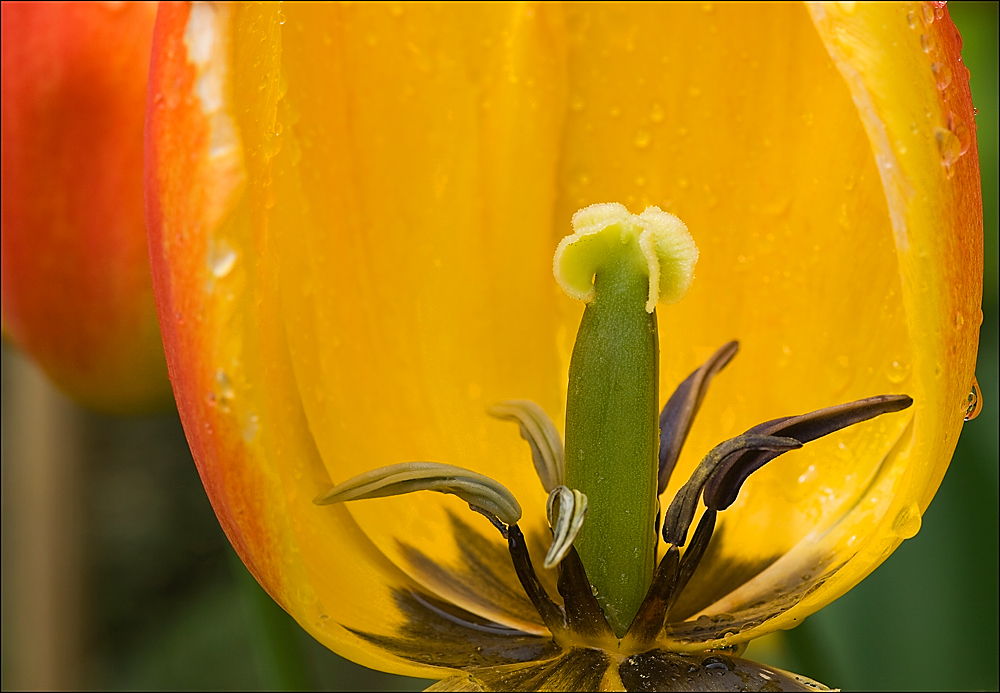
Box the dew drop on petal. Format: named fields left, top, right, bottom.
left=964, top=377, right=982, bottom=422
left=209, top=238, right=238, bottom=278
left=920, top=33, right=935, bottom=53
left=932, top=62, right=952, bottom=90
left=906, top=11, right=918, bottom=29
left=935, top=126, right=963, bottom=176
left=884, top=357, right=910, bottom=384
left=892, top=502, right=922, bottom=539
left=215, top=369, right=235, bottom=412
left=243, top=412, right=260, bottom=442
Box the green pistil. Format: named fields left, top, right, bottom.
left=563, top=234, right=660, bottom=636
left=554, top=202, right=698, bottom=637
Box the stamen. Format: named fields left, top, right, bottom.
left=544, top=486, right=589, bottom=569
left=505, top=524, right=567, bottom=635
left=665, top=509, right=717, bottom=618
left=658, top=341, right=739, bottom=494
left=703, top=394, right=913, bottom=511
left=314, top=461, right=522, bottom=527
left=625, top=546, right=680, bottom=643
left=488, top=400, right=564, bottom=492
left=557, top=547, right=615, bottom=639
left=662, top=435, right=802, bottom=547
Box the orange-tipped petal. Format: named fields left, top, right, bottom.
left=146, top=0, right=982, bottom=673
left=1, top=1, right=170, bottom=414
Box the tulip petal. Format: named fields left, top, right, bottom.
left=655, top=1, right=980, bottom=648
left=267, top=2, right=568, bottom=628
left=147, top=3, right=511, bottom=677
left=1, top=1, right=170, bottom=413
left=148, top=0, right=982, bottom=669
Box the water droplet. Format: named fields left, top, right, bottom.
left=948, top=111, right=971, bottom=154
left=932, top=62, right=952, bottom=90
left=209, top=239, right=238, bottom=278
left=922, top=3, right=935, bottom=24
left=920, top=33, right=935, bottom=53
left=798, top=464, right=818, bottom=485
left=243, top=412, right=260, bottom=442
left=885, top=358, right=910, bottom=384
left=964, top=377, right=982, bottom=421
left=678, top=178, right=689, bottom=190
left=892, top=503, right=922, bottom=539
left=935, top=126, right=963, bottom=175
left=634, top=129, right=651, bottom=148
left=906, top=11, right=918, bottom=29
left=215, top=369, right=235, bottom=412
left=650, top=103, right=664, bottom=122
left=277, top=11, right=286, bottom=25
left=702, top=655, right=732, bottom=672
left=934, top=5, right=944, bottom=19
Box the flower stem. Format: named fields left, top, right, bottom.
left=563, top=233, right=659, bottom=637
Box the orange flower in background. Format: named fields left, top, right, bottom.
left=1, top=1, right=170, bottom=414
left=145, top=2, right=981, bottom=690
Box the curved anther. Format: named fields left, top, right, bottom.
left=314, top=461, right=522, bottom=527
left=661, top=435, right=801, bottom=547
left=703, top=394, right=914, bottom=511
left=658, top=341, right=739, bottom=494
left=489, top=400, right=564, bottom=492
left=544, top=486, right=588, bottom=569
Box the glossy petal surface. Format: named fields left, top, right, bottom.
left=1, top=1, right=170, bottom=413
left=146, top=0, right=982, bottom=675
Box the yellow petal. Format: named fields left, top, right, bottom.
left=146, top=0, right=981, bottom=670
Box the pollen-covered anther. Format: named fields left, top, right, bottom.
left=488, top=400, right=564, bottom=492
left=553, top=202, right=698, bottom=312
left=314, top=461, right=522, bottom=528
left=543, top=486, right=588, bottom=569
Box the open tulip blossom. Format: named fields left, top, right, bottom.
left=145, top=2, right=982, bottom=691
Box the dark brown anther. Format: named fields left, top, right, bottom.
left=557, top=547, right=615, bottom=639
left=661, top=435, right=801, bottom=547
left=666, top=509, right=717, bottom=619
left=658, top=341, right=739, bottom=494
left=703, top=394, right=914, bottom=511
left=625, top=546, right=680, bottom=644
left=505, top=524, right=566, bottom=635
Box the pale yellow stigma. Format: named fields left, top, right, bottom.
left=553, top=202, right=698, bottom=312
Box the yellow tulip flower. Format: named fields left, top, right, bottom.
left=145, top=2, right=982, bottom=690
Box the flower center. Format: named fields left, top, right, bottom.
left=314, top=202, right=911, bottom=651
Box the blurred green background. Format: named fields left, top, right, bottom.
left=1, top=3, right=996, bottom=691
